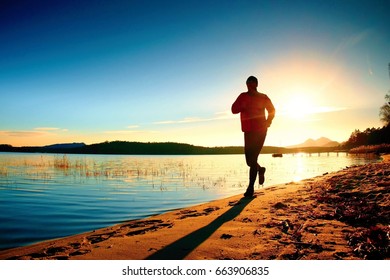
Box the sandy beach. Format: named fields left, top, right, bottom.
left=1, top=156, right=389, bottom=260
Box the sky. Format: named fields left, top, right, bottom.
left=1, top=0, right=389, bottom=147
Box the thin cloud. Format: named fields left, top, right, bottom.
left=0, top=130, right=46, bottom=137
left=103, top=130, right=139, bottom=134
left=315, top=106, right=347, bottom=114
left=34, top=127, right=68, bottom=132
left=0, top=127, right=68, bottom=138
left=333, top=30, right=371, bottom=56
left=154, top=117, right=206, bottom=125
left=214, top=110, right=235, bottom=120
left=366, top=55, right=374, bottom=76
left=154, top=112, right=234, bottom=125
left=103, top=130, right=159, bottom=134
left=34, top=127, right=61, bottom=131
left=278, top=106, right=347, bottom=116
left=104, top=124, right=159, bottom=134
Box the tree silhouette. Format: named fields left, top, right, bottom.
left=379, top=94, right=390, bottom=126
left=379, top=63, right=390, bottom=125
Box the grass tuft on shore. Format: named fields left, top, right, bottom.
left=349, top=144, right=390, bottom=154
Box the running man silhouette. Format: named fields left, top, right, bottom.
left=232, top=76, right=275, bottom=197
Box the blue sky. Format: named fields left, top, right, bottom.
left=1, top=0, right=389, bottom=147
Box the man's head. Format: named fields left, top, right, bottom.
left=246, top=76, right=258, bottom=90
left=246, top=76, right=258, bottom=84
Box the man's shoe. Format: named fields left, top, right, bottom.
left=258, top=167, right=266, bottom=185
left=244, top=186, right=254, bottom=197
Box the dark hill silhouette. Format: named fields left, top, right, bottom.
left=288, top=137, right=339, bottom=148
left=76, top=141, right=219, bottom=155
left=0, top=141, right=244, bottom=155
left=44, top=143, right=86, bottom=149
left=0, top=140, right=342, bottom=155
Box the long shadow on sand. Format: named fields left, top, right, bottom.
left=146, top=196, right=255, bottom=260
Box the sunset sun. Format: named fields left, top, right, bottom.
left=283, top=91, right=316, bottom=120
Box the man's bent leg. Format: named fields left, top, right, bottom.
left=244, top=131, right=267, bottom=196
left=244, top=132, right=261, bottom=196
left=255, top=130, right=267, bottom=185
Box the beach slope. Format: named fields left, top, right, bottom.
left=1, top=161, right=389, bottom=260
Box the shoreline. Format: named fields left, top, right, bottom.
left=1, top=158, right=389, bottom=260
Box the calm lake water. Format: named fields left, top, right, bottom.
left=0, top=152, right=381, bottom=250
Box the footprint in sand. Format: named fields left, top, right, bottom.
left=177, top=210, right=202, bottom=219
left=220, top=233, right=233, bottom=239
left=120, top=220, right=174, bottom=236
left=177, top=207, right=220, bottom=219
left=120, top=219, right=164, bottom=229
left=69, top=242, right=82, bottom=249
left=45, top=246, right=70, bottom=255
left=242, top=217, right=252, bottom=223
left=17, top=246, right=71, bottom=260
left=273, top=202, right=288, bottom=209
left=203, top=206, right=220, bottom=214
left=69, top=249, right=91, bottom=256
left=87, top=232, right=116, bottom=244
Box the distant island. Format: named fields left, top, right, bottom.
left=287, top=137, right=340, bottom=148
left=0, top=139, right=342, bottom=155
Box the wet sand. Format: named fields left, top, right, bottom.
left=1, top=156, right=389, bottom=260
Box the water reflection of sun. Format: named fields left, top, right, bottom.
left=292, top=154, right=305, bottom=182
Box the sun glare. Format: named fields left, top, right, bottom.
left=282, top=91, right=316, bottom=120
